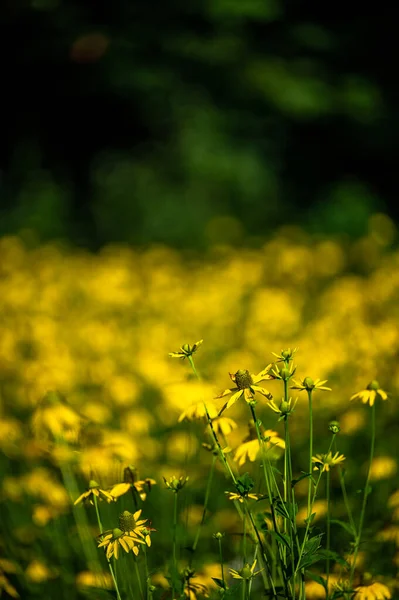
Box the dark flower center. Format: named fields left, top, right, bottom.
left=235, top=370, right=253, bottom=390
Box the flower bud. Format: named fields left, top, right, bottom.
left=329, top=421, right=340, bottom=434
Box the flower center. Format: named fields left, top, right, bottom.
left=235, top=370, right=253, bottom=390
left=367, top=380, right=380, bottom=391
left=119, top=510, right=136, bottom=532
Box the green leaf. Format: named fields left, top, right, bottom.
left=235, top=472, right=255, bottom=495
left=330, top=519, right=356, bottom=537
left=316, top=549, right=349, bottom=567
left=268, top=530, right=291, bottom=549
left=303, top=534, right=323, bottom=555
left=291, top=472, right=312, bottom=487
left=274, top=500, right=290, bottom=519
left=304, top=512, right=316, bottom=526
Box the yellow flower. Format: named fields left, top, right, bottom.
left=216, top=367, right=273, bottom=415
left=183, top=581, right=209, bottom=600
left=98, top=528, right=144, bottom=559
left=110, top=468, right=156, bottom=501
left=376, top=526, right=399, bottom=546
left=291, top=377, right=331, bottom=393
left=25, top=560, right=57, bottom=584
left=118, top=509, right=149, bottom=543
left=169, top=340, right=203, bottom=359
left=178, top=402, right=218, bottom=422
left=211, top=416, right=237, bottom=436
left=230, top=560, right=263, bottom=580
left=234, top=427, right=285, bottom=466
left=225, top=491, right=260, bottom=503
left=163, top=475, right=189, bottom=493
left=268, top=397, right=298, bottom=420
left=353, top=582, right=391, bottom=600
left=76, top=570, right=113, bottom=589
left=31, top=391, right=82, bottom=442
left=312, top=452, right=346, bottom=472
left=351, top=381, right=388, bottom=407
left=370, top=457, right=397, bottom=481
left=74, top=480, right=115, bottom=506
left=271, top=348, right=298, bottom=362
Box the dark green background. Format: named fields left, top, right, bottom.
left=1, top=0, right=396, bottom=248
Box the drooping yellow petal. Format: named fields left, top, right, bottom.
left=215, top=387, right=237, bottom=399
left=110, top=483, right=131, bottom=498
left=252, top=365, right=273, bottom=384
left=251, top=385, right=273, bottom=399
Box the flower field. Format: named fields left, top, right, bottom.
left=1, top=219, right=399, bottom=599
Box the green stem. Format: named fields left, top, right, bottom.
left=334, top=440, right=357, bottom=538
left=134, top=557, right=144, bottom=600
left=295, top=434, right=336, bottom=576
left=243, top=504, right=247, bottom=564
left=144, top=546, right=150, bottom=600
left=172, top=492, right=178, bottom=599
left=246, top=506, right=278, bottom=600
left=350, top=402, right=376, bottom=586
left=218, top=537, right=225, bottom=590
left=192, top=455, right=216, bottom=555
left=326, top=469, right=331, bottom=599
left=93, top=494, right=123, bottom=600
left=307, top=389, right=313, bottom=523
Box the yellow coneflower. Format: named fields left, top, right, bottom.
left=353, top=582, right=391, bottom=600
left=291, top=377, right=331, bottom=393
left=216, top=367, right=273, bottom=415
left=183, top=581, right=209, bottom=600
left=163, top=475, right=189, bottom=493
left=312, top=452, right=346, bottom=472
left=268, top=397, right=298, bottom=421
left=370, top=457, right=397, bottom=481
left=76, top=570, right=113, bottom=589
left=25, top=560, right=57, bottom=584
left=178, top=402, right=218, bottom=422
left=350, top=381, right=388, bottom=407
left=98, top=528, right=144, bottom=559
left=169, top=340, right=203, bottom=360
left=271, top=348, right=298, bottom=362
left=376, top=525, right=399, bottom=546
left=118, top=510, right=149, bottom=543
left=74, top=480, right=114, bottom=506
left=230, top=560, right=264, bottom=580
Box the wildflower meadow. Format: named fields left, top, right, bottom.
left=1, top=221, right=399, bottom=600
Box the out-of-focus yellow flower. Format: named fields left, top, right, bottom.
left=74, top=480, right=114, bottom=506
left=296, top=500, right=327, bottom=526
left=312, top=452, right=346, bottom=472
left=376, top=526, right=399, bottom=546
left=230, top=560, right=263, bottom=580
left=31, top=391, right=82, bottom=442
left=0, top=557, right=19, bottom=598
left=291, top=377, right=331, bottom=393
left=169, top=340, right=203, bottom=360
left=76, top=570, right=113, bottom=589
left=183, top=580, right=209, bottom=600
left=351, top=381, right=388, bottom=407
left=25, top=560, right=57, bottom=583
left=178, top=402, right=218, bottom=422
left=110, top=470, right=156, bottom=501
left=370, top=457, right=397, bottom=481
left=216, top=367, right=273, bottom=415
left=340, top=410, right=366, bottom=434
left=234, top=428, right=285, bottom=466
left=163, top=475, right=189, bottom=493
left=353, top=582, right=391, bottom=600
left=98, top=528, right=144, bottom=559
left=32, top=504, right=65, bottom=526
left=211, top=416, right=237, bottom=436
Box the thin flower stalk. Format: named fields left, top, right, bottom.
left=349, top=402, right=376, bottom=587
left=191, top=455, right=217, bottom=557
left=326, top=469, right=331, bottom=599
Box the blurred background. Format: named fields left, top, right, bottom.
left=1, top=0, right=398, bottom=249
